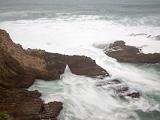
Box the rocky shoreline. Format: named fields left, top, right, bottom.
left=0, top=29, right=108, bottom=120
left=0, top=30, right=149, bottom=120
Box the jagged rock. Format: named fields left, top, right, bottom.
left=0, top=87, right=43, bottom=120
left=65, top=55, right=108, bottom=77
left=41, top=102, right=63, bottom=120
left=105, top=41, right=160, bottom=63
left=126, top=91, right=140, bottom=98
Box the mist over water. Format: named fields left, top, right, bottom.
left=0, top=0, right=160, bottom=120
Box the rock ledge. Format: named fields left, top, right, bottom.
left=105, top=41, right=160, bottom=63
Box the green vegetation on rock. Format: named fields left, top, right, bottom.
left=0, top=112, right=9, bottom=120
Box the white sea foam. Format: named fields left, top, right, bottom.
left=0, top=16, right=160, bottom=54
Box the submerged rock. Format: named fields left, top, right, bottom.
left=96, top=79, right=121, bottom=87
left=155, top=35, right=160, bottom=40
left=104, top=40, right=160, bottom=63
left=92, top=42, right=108, bottom=49
left=96, top=79, right=140, bottom=99
left=126, top=91, right=140, bottom=98
left=129, top=33, right=148, bottom=37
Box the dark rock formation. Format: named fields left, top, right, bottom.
left=65, top=55, right=108, bottom=77
left=41, top=102, right=63, bottom=120
left=0, top=87, right=43, bottom=120
left=0, top=47, right=35, bottom=88
left=0, top=86, right=63, bottom=120
left=96, top=79, right=140, bottom=99
left=105, top=41, right=160, bottom=63
left=0, top=29, right=108, bottom=120
left=29, top=51, right=109, bottom=79
left=126, top=92, right=140, bottom=98
left=155, top=35, right=160, bottom=40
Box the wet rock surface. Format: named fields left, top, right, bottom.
left=41, top=102, right=63, bottom=120
left=0, top=86, right=63, bottom=120
left=0, top=29, right=108, bottom=120
left=104, top=41, right=160, bottom=63
left=96, top=79, right=140, bottom=99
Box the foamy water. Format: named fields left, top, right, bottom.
left=0, top=16, right=160, bottom=54
left=0, top=16, right=160, bottom=120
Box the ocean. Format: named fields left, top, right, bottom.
left=0, top=0, right=160, bottom=120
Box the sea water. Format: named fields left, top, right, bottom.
left=0, top=0, right=160, bottom=119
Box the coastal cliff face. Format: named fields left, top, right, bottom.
left=0, top=29, right=46, bottom=76
left=0, top=29, right=108, bottom=120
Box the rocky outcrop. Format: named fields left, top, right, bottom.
left=0, top=29, right=108, bottom=88
left=32, top=51, right=108, bottom=78
left=0, top=29, right=47, bottom=75
left=41, top=53, right=109, bottom=77
left=0, top=47, right=35, bottom=88
left=0, top=87, right=63, bottom=120
left=41, top=102, right=63, bottom=120
left=0, top=29, right=108, bottom=120
left=104, top=41, right=160, bottom=63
